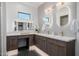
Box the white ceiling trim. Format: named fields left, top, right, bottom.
left=20, top=2, right=44, bottom=8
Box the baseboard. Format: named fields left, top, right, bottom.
left=29, top=45, right=49, bottom=56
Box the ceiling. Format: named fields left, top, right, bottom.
left=21, top=2, right=44, bottom=8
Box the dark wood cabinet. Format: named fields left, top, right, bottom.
left=29, top=35, right=34, bottom=46
left=34, top=35, right=46, bottom=52
left=7, top=36, right=18, bottom=51
left=16, top=35, right=29, bottom=49
left=46, top=39, right=57, bottom=56
left=7, top=34, right=75, bottom=56
left=34, top=35, right=41, bottom=48
left=7, top=35, right=34, bottom=51
left=46, top=38, right=75, bottom=56
left=47, top=41, right=66, bottom=56
left=17, top=35, right=34, bottom=46
left=34, top=35, right=75, bottom=56
left=56, top=45, right=66, bottom=56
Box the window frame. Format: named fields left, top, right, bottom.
left=17, top=12, right=31, bottom=20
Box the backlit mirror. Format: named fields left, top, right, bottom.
left=57, top=6, right=70, bottom=27
left=41, top=14, right=53, bottom=34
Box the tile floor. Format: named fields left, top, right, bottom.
left=17, top=47, right=40, bottom=56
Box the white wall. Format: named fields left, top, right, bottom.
left=1, top=2, right=6, bottom=56
left=38, top=2, right=56, bottom=31
left=6, top=2, right=38, bottom=33
left=56, top=3, right=76, bottom=37
left=76, top=2, right=79, bottom=56
left=0, top=2, right=1, bottom=55
left=6, top=2, right=39, bottom=48
left=38, top=2, right=76, bottom=37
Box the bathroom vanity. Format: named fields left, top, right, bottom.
left=7, top=32, right=75, bottom=56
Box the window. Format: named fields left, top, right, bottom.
left=15, top=12, right=33, bottom=31
left=17, top=12, right=31, bottom=20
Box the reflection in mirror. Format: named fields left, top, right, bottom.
left=41, top=17, right=50, bottom=34
left=43, top=17, right=49, bottom=24
left=60, top=15, right=68, bottom=27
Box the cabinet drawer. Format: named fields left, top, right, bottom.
left=47, top=38, right=56, bottom=44
left=55, top=40, right=66, bottom=47
left=47, top=41, right=57, bottom=56
left=17, top=35, right=29, bottom=39
left=56, top=46, right=66, bottom=56
left=47, top=38, right=66, bottom=47
left=7, top=36, right=18, bottom=51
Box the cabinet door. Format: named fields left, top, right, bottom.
left=7, top=36, right=18, bottom=51
left=29, top=35, right=34, bottom=46
left=47, top=39, right=57, bottom=56
left=35, top=35, right=41, bottom=48
left=56, top=46, right=66, bottom=56
left=39, top=36, right=46, bottom=52
left=35, top=35, right=46, bottom=52
left=47, top=39, right=66, bottom=56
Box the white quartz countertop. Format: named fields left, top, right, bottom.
left=7, top=32, right=75, bottom=42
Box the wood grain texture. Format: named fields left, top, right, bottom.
left=7, top=34, right=75, bottom=56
